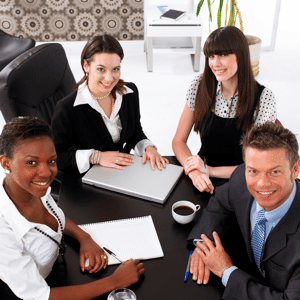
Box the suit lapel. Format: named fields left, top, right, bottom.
left=81, top=104, right=116, bottom=150
left=238, top=192, right=256, bottom=264
left=118, top=95, right=129, bottom=143
left=262, top=180, right=300, bottom=262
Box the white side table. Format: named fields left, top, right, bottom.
left=145, top=5, right=202, bottom=72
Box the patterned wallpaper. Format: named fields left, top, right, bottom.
left=0, top=0, right=144, bottom=42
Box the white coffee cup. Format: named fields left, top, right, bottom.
left=172, top=201, right=200, bottom=224
left=108, top=288, right=136, bottom=300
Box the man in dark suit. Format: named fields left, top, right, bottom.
left=188, top=122, right=300, bottom=299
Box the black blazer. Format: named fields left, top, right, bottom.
left=188, top=164, right=300, bottom=300
left=51, top=82, right=147, bottom=171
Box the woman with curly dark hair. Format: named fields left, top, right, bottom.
left=0, top=116, right=144, bottom=300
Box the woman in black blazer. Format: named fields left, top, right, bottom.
left=52, top=35, right=168, bottom=173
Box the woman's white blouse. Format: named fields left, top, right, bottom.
left=185, top=74, right=277, bottom=125
left=0, top=180, right=65, bottom=300
left=74, top=85, right=155, bottom=174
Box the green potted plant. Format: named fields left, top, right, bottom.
left=196, top=0, right=262, bottom=76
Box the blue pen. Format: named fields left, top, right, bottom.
left=184, top=250, right=193, bottom=282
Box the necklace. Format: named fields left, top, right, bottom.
left=34, top=200, right=67, bottom=266
left=92, top=94, right=121, bottom=142
left=88, top=86, right=111, bottom=100
left=90, top=91, right=111, bottom=100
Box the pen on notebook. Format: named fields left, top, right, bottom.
left=184, top=250, right=193, bottom=282
left=203, top=156, right=209, bottom=177
left=103, top=247, right=124, bottom=263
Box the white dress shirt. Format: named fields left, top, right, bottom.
left=186, top=74, right=277, bottom=125
left=0, top=177, right=65, bottom=300
left=74, top=84, right=155, bottom=173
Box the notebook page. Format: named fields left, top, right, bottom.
left=79, top=215, right=164, bottom=265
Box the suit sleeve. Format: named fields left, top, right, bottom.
left=224, top=267, right=300, bottom=300
left=51, top=94, right=78, bottom=171
left=187, top=177, right=235, bottom=243
left=123, top=83, right=148, bottom=153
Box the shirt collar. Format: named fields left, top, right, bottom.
left=0, top=176, right=52, bottom=241
left=74, top=84, right=134, bottom=110
left=255, top=181, right=297, bottom=225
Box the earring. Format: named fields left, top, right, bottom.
left=5, top=169, right=10, bottom=174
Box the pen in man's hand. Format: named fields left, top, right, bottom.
left=103, top=247, right=124, bottom=263
left=184, top=250, right=193, bottom=282
left=203, top=156, right=209, bottom=177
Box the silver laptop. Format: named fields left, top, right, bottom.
left=82, top=155, right=183, bottom=204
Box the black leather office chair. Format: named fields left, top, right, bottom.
left=0, top=29, right=35, bottom=72
left=0, top=43, right=76, bottom=124
left=0, top=43, right=77, bottom=201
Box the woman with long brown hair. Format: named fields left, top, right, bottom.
left=172, top=26, right=276, bottom=193
left=52, top=34, right=168, bottom=173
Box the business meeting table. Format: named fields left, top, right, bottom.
left=47, top=157, right=231, bottom=300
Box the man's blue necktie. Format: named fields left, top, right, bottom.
left=251, top=209, right=267, bottom=273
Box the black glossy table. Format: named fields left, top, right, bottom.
left=47, top=157, right=229, bottom=300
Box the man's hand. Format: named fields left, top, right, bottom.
left=190, top=249, right=211, bottom=284
left=196, top=232, right=233, bottom=278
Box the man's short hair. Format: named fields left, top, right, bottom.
left=240, top=122, right=299, bottom=167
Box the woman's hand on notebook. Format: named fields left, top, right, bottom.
left=111, top=259, right=145, bottom=288
left=79, top=236, right=108, bottom=273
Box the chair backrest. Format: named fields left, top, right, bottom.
left=0, top=30, right=36, bottom=72
left=0, top=43, right=76, bottom=125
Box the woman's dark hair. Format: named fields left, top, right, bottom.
left=77, top=34, right=127, bottom=99
left=194, top=26, right=258, bottom=134
left=0, top=116, right=53, bottom=159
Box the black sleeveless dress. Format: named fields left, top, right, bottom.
left=197, top=83, right=265, bottom=167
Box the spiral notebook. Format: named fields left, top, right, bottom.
left=79, top=215, right=164, bottom=265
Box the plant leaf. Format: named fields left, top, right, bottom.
left=218, top=0, right=224, bottom=28
left=228, top=0, right=235, bottom=25
left=196, top=0, right=205, bottom=16
left=207, top=0, right=212, bottom=22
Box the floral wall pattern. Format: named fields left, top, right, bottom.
left=0, top=0, right=144, bottom=42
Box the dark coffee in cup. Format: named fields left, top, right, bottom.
left=174, top=205, right=194, bottom=216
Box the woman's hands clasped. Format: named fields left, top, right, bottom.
left=184, top=155, right=214, bottom=194
left=143, top=146, right=169, bottom=171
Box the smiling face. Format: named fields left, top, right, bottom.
left=245, top=147, right=300, bottom=211
left=208, top=53, right=238, bottom=85
left=83, top=52, right=121, bottom=97
left=2, top=136, right=57, bottom=201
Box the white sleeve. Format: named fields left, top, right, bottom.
left=0, top=228, right=50, bottom=300
left=134, top=139, right=156, bottom=156
left=185, top=74, right=201, bottom=111
left=254, top=88, right=277, bottom=126
left=75, top=149, right=95, bottom=174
